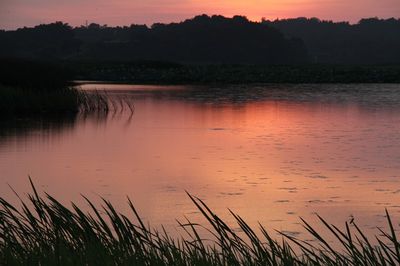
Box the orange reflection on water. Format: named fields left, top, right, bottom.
left=1, top=85, right=400, bottom=241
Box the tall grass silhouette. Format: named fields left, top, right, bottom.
left=1, top=179, right=399, bottom=265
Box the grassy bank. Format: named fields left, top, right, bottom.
left=1, top=180, right=399, bottom=266
left=0, top=85, right=117, bottom=115
left=0, top=85, right=81, bottom=114
left=0, top=59, right=81, bottom=114
left=0, top=59, right=117, bottom=114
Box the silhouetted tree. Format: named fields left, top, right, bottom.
left=0, top=22, right=81, bottom=60
left=264, top=17, right=400, bottom=64
left=0, top=16, right=309, bottom=64
left=1, top=15, right=399, bottom=64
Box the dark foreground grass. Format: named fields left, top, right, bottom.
left=1, top=180, right=399, bottom=266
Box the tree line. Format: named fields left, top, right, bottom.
left=1, top=15, right=399, bottom=64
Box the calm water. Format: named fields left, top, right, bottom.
left=1, top=83, right=400, bottom=241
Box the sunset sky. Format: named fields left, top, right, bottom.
left=1, top=0, right=399, bottom=30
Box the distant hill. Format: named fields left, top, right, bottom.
left=1, top=15, right=399, bottom=65
left=264, top=17, right=400, bottom=64
left=74, top=15, right=309, bottom=64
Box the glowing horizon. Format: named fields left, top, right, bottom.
left=1, top=0, right=399, bottom=30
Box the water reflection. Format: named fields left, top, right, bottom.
left=0, top=115, right=77, bottom=149
left=0, top=112, right=112, bottom=145
left=1, top=83, right=400, bottom=242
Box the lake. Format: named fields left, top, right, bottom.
left=1, top=83, right=400, bottom=241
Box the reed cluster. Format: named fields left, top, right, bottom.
left=78, top=90, right=135, bottom=115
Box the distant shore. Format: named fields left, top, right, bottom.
left=73, top=62, right=400, bottom=84
left=1, top=59, right=400, bottom=87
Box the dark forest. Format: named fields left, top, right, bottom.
left=1, top=15, right=400, bottom=65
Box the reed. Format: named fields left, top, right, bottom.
left=78, top=90, right=135, bottom=115
left=1, top=179, right=399, bottom=266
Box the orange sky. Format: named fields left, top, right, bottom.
left=1, top=0, right=399, bottom=29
